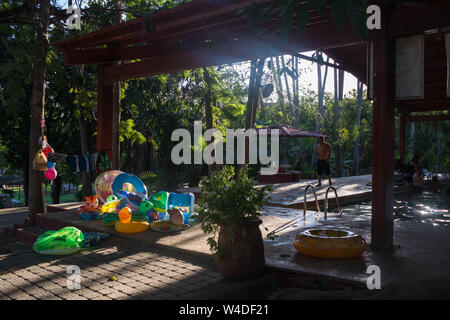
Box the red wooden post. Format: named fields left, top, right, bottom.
left=370, top=5, right=395, bottom=250
left=97, top=63, right=114, bottom=162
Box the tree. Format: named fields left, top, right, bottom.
left=28, top=0, right=50, bottom=224
left=353, top=80, right=363, bottom=175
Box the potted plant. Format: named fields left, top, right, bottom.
left=194, top=165, right=272, bottom=280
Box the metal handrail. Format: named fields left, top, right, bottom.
left=304, top=184, right=321, bottom=220
left=324, top=186, right=343, bottom=220
left=266, top=184, right=321, bottom=238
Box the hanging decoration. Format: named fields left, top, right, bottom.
left=32, top=149, right=48, bottom=171
left=97, top=152, right=112, bottom=173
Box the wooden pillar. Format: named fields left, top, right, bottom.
left=399, top=112, right=406, bottom=164
left=97, top=64, right=114, bottom=162
left=370, top=4, right=395, bottom=250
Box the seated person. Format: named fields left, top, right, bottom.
left=403, top=156, right=420, bottom=183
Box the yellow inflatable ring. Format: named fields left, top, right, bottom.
left=293, top=229, right=366, bottom=259
left=114, top=221, right=149, bottom=234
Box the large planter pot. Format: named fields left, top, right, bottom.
left=217, top=218, right=265, bottom=280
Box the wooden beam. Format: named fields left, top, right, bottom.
left=392, top=1, right=450, bottom=37
left=105, top=21, right=362, bottom=83
left=63, top=44, right=176, bottom=66
left=61, top=10, right=336, bottom=66
left=405, top=114, right=450, bottom=122
left=54, top=0, right=256, bottom=50
left=401, top=100, right=450, bottom=112
left=370, top=4, right=395, bottom=250
left=97, top=64, right=114, bottom=161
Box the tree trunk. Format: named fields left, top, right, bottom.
left=251, top=58, right=266, bottom=124
left=311, top=52, right=329, bottom=167
left=245, top=60, right=257, bottom=130
left=275, top=56, right=285, bottom=113
left=338, top=69, right=344, bottom=100
left=244, top=58, right=265, bottom=165
left=333, top=67, right=342, bottom=177
left=270, top=56, right=284, bottom=114
left=71, top=61, right=92, bottom=198
left=436, top=124, right=441, bottom=172
left=292, top=55, right=300, bottom=125
left=78, top=116, right=92, bottom=196
left=281, top=55, right=294, bottom=119
left=409, top=122, right=415, bottom=161
left=23, top=164, right=29, bottom=206
left=51, top=175, right=62, bottom=204
left=28, top=0, right=50, bottom=225
left=203, top=67, right=217, bottom=175
left=245, top=58, right=265, bottom=129
left=353, top=81, right=363, bottom=176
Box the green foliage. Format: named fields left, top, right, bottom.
left=246, top=0, right=369, bottom=41
left=194, top=166, right=272, bottom=258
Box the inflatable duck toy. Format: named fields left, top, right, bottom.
left=114, top=207, right=149, bottom=234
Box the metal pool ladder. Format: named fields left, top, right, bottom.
left=266, top=184, right=321, bottom=237
left=304, top=184, right=321, bottom=220
left=323, top=186, right=343, bottom=220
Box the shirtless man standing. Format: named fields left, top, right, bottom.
left=316, top=136, right=332, bottom=187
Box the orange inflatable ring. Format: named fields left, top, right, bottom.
left=114, top=221, right=149, bottom=234
left=293, top=229, right=366, bottom=259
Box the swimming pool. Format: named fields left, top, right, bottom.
left=342, top=184, right=450, bottom=227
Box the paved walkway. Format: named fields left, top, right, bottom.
left=0, top=237, right=225, bottom=300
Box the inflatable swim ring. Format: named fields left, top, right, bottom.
left=149, top=220, right=189, bottom=233
left=80, top=211, right=103, bottom=220
left=115, top=221, right=150, bottom=233
left=293, top=229, right=366, bottom=259
left=112, top=173, right=147, bottom=198
left=102, top=211, right=148, bottom=226
left=94, top=170, right=123, bottom=203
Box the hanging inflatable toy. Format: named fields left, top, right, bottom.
left=111, top=173, right=148, bottom=199
left=42, top=137, right=57, bottom=180
left=78, top=195, right=103, bottom=220
left=32, top=149, right=48, bottom=171
left=33, top=227, right=84, bottom=255
left=114, top=207, right=149, bottom=234
left=94, top=170, right=123, bottom=203
left=45, top=161, right=57, bottom=181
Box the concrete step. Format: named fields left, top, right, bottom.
left=16, top=226, right=46, bottom=245
left=187, top=272, right=275, bottom=300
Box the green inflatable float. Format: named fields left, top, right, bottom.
left=33, top=227, right=84, bottom=255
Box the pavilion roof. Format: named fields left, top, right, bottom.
left=255, top=124, right=325, bottom=138
left=53, top=0, right=450, bottom=114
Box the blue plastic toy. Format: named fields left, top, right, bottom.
left=112, top=173, right=148, bottom=198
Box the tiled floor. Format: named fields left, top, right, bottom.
left=0, top=237, right=224, bottom=300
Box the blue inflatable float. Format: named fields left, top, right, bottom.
left=111, top=173, right=148, bottom=198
